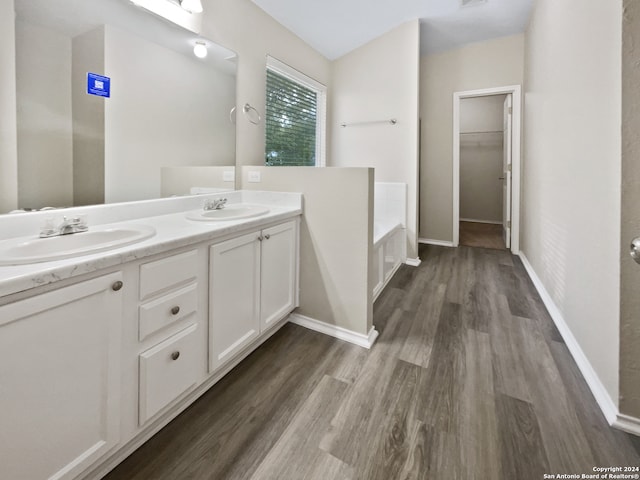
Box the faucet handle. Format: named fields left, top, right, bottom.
left=39, top=218, right=57, bottom=238
left=62, top=214, right=87, bottom=226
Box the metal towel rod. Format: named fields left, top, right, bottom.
left=229, top=103, right=262, bottom=125
left=341, top=118, right=397, bottom=128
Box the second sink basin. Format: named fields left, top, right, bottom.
left=186, top=204, right=270, bottom=222
left=0, top=225, right=156, bottom=265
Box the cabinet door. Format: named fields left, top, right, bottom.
left=260, top=220, right=297, bottom=331
left=139, top=324, right=199, bottom=424
left=0, top=273, right=123, bottom=480
left=209, top=231, right=261, bottom=372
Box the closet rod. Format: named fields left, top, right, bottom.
left=460, top=130, right=503, bottom=135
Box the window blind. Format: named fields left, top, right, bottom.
left=265, top=69, right=318, bottom=166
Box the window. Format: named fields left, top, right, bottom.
left=265, top=57, right=326, bottom=167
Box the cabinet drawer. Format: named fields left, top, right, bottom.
left=139, top=250, right=198, bottom=300
left=139, top=284, right=197, bottom=341
left=139, top=324, right=199, bottom=425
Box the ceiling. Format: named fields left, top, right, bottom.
left=251, top=0, right=534, bottom=60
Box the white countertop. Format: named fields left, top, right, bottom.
left=0, top=191, right=302, bottom=298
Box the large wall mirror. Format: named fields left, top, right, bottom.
left=11, top=0, right=237, bottom=214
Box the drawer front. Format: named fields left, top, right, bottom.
left=139, top=250, right=198, bottom=300
left=139, top=283, right=198, bottom=341
left=139, top=324, right=199, bottom=425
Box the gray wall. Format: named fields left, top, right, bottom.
left=420, top=34, right=524, bottom=242
left=330, top=21, right=420, bottom=260
left=523, top=0, right=621, bottom=402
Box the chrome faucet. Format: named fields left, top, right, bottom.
left=204, top=198, right=227, bottom=211
left=39, top=216, right=89, bottom=238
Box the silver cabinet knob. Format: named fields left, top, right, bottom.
left=112, top=281, right=123, bottom=291
left=171, top=351, right=180, bottom=361
left=171, top=306, right=180, bottom=315
left=257, top=235, right=263, bottom=241
left=264, top=234, right=270, bottom=240
left=631, top=237, right=640, bottom=264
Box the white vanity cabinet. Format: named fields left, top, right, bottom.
left=0, top=201, right=301, bottom=480
left=209, top=219, right=299, bottom=372
left=0, top=272, right=123, bottom=480
left=137, top=249, right=203, bottom=426
left=259, top=220, right=298, bottom=331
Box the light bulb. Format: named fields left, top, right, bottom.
left=181, top=0, right=203, bottom=13
left=193, top=41, right=208, bottom=58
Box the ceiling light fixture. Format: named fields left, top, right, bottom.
left=180, top=0, right=203, bottom=13
left=193, top=41, right=208, bottom=58
left=129, top=0, right=202, bottom=33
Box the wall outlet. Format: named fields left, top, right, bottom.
left=223, top=170, right=235, bottom=182
left=248, top=171, right=261, bottom=183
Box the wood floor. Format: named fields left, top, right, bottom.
left=459, top=221, right=506, bottom=249
left=105, top=245, right=640, bottom=480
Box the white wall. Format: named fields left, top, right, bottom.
left=523, top=0, right=621, bottom=402
left=160, top=166, right=235, bottom=197
left=104, top=25, right=236, bottom=203
left=241, top=166, right=374, bottom=335
left=330, top=20, right=420, bottom=259
left=0, top=0, right=18, bottom=213
left=459, top=96, right=505, bottom=223
left=201, top=0, right=331, bottom=170
left=15, top=21, right=73, bottom=209
left=420, top=34, right=524, bottom=242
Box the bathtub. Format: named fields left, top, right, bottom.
left=373, top=183, right=407, bottom=300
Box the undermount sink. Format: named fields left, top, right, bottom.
left=0, top=225, right=156, bottom=266
left=186, top=204, right=270, bottom=222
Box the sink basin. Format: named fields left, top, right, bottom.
left=186, top=204, right=270, bottom=222
left=0, top=225, right=156, bottom=265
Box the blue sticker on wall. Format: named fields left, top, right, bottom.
left=87, top=73, right=111, bottom=98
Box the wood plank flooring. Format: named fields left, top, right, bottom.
left=105, top=245, right=640, bottom=480
left=459, top=221, right=505, bottom=249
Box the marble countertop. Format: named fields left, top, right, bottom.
left=0, top=191, right=302, bottom=298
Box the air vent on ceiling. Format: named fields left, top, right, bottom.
left=461, top=0, right=487, bottom=7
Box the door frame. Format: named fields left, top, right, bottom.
left=452, top=85, right=522, bottom=253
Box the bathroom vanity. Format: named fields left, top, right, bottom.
left=0, top=191, right=301, bottom=480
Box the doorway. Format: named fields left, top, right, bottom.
left=452, top=85, right=522, bottom=253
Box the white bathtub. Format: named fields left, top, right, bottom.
left=373, top=221, right=405, bottom=300
left=372, top=183, right=407, bottom=300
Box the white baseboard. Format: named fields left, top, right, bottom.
left=405, top=257, right=421, bottom=267
left=460, top=218, right=503, bottom=225
left=518, top=253, right=619, bottom=426
left=419, top=238, right=455, bottom=247
left=288, top=313, right=379, bottom=349
left=613, top=413, right=640, bottom=436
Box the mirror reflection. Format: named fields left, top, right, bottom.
left=12, top=0, right=237, bottom=214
